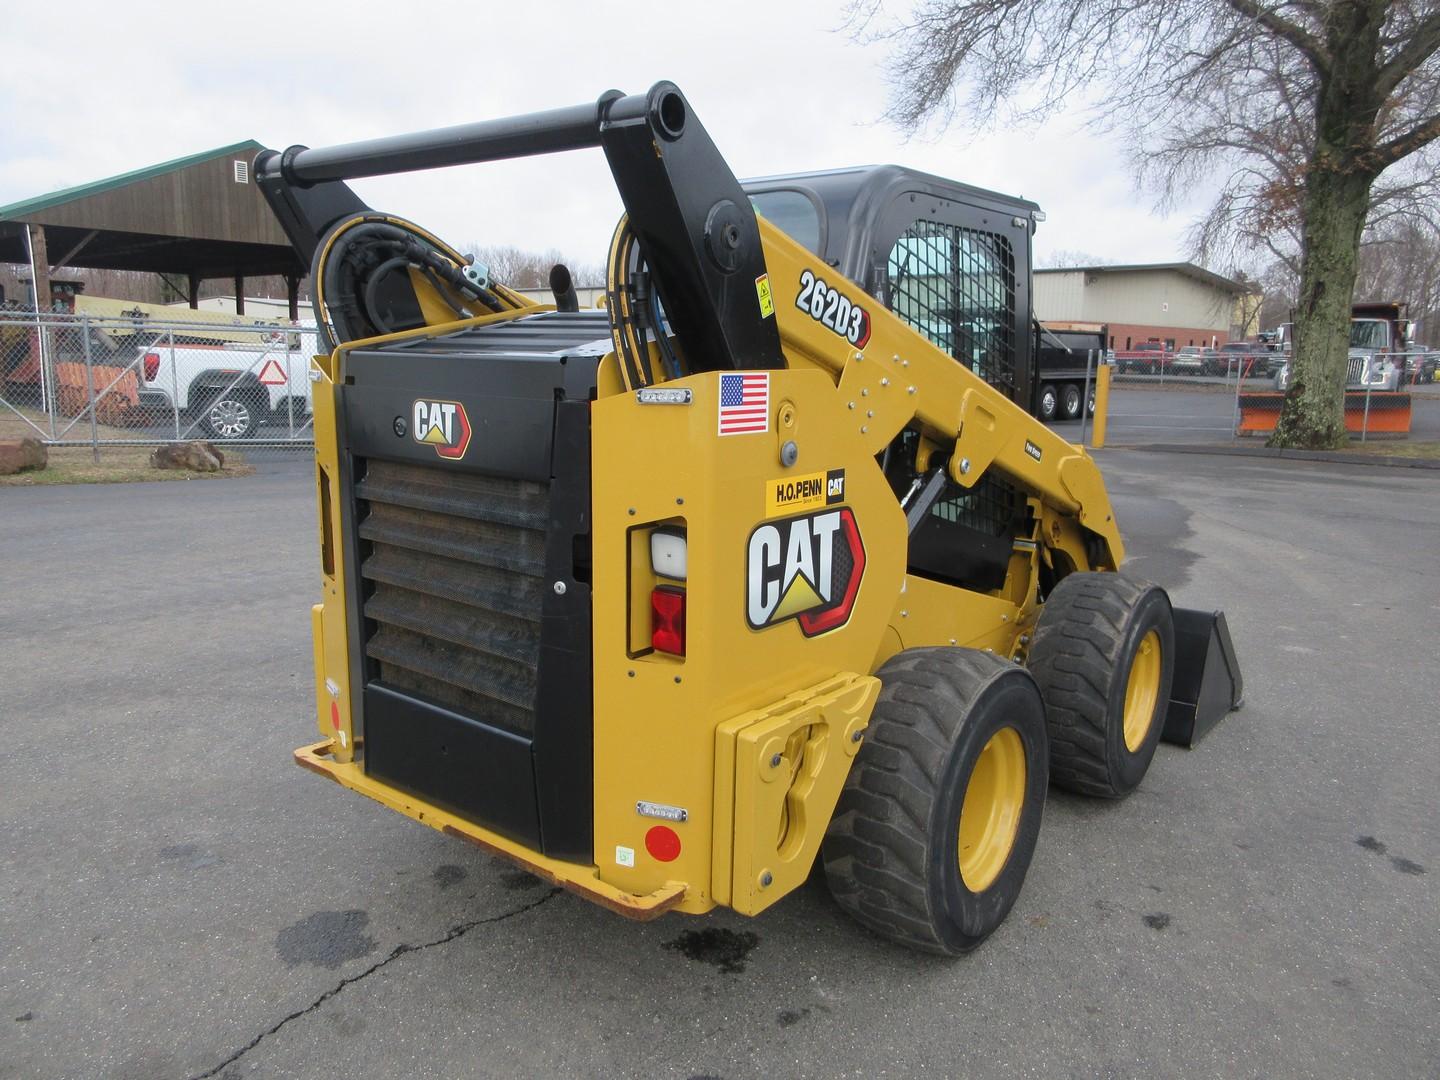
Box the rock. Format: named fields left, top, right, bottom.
left=0, top=437, right=46, bottom=475
left=150, top=441, right=225, bottom=473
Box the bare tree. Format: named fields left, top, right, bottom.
left=854, top=0, right=1440, bottom=448
left=1037, top=250, right=1116, bottom=269
left=463, top=245, right=605, bottom=291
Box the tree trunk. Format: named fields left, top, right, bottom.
left=1269, top=167, right=1374, bottom=448
left=1270, top=0, right=1387, bottom=450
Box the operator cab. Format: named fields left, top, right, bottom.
left=744, top=165, right=1041, bottom=406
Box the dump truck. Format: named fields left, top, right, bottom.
left=1273, top=303, right=1414, bottom=390
left=1032, top=321, right=1107, bottom=420
left=258, top=83, right=1241, bottom=955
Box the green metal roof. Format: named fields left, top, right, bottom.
left=0, top=140, right=264, bottom=221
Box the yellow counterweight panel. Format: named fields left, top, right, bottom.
left=590, top=368, right=906, bottom=913
left=714, top=672, right=878, bottom=914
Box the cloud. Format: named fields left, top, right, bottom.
left=0, top=0, right=1204, bottom=268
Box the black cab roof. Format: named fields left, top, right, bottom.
left=742, top=165, right=1041, bottom=282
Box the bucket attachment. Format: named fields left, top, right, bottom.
left=1163, top=608, right=1243, bottom=747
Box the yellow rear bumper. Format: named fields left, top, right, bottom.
left=294, top=739, right=687, bottom=921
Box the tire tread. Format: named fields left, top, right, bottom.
left=1027, top=572, right=1160, bottom=797
left=824, top=648, right=1017, bottom=954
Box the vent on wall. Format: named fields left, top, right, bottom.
left=233, top=159, right=249, bottom=184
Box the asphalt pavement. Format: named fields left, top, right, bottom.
left=1, top=453, right=1436, bottom=1079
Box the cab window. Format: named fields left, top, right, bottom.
left=748, top=190, right=823, bottom=255
left=887, top=218, right=1017, bottom=396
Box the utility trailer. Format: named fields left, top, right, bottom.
left=259, top=83, right=1242, bottom=954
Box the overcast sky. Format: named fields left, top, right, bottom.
left=0, top=1, right=1210, bottom=275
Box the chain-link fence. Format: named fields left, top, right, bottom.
left=1082, top=347, right=1439, bottom=446
left=0, top=306, right=316, bottom=460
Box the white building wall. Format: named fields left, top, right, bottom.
left=1083, top=271, right=1231, bottom=330
left=1032, top=271, right=1086, bottom=322
left=1034, top=268, right=1235, bottom=331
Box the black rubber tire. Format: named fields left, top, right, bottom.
left=822, top=648, right=1049, bottom=956
left=1027, top=573, right=1175, bottom=798
left=1086, top=385, right=1097, bottom=416
left=1038, top=383, right=1059, bottom=420
left=1061, top=383, right=1083, bottom=420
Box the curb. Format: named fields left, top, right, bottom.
left=1102, top=443, right=1440, bottom=471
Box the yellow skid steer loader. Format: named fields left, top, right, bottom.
left=258, top=83, right=1241, bottom=954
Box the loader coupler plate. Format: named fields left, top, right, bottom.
left=1163, top=608, right=1244, bottom=747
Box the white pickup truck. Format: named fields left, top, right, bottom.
left=136, top=326, right=320, bottom=439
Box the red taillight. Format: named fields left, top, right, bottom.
left=651, top=586, right=686, bottom=655
left=142, top=352, right=160, bottom=381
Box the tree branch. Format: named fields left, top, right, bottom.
left=1373, top=111, right=1440, bottom=168
left=1222, top=0, right=1329, bottom=71
left=1376, top=11, right=1440, bottom=97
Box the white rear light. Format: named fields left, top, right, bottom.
left=650, top=527, right=687, bottom=580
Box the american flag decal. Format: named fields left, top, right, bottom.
left=718, top=372, right=770, bottom=436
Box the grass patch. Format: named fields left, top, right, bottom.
left=1342, top=440, right=1440, bottom=460
left=0, top=444, right=253, bottom=486
left=2, top=409, right=254, bottom=485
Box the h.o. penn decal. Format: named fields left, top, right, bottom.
left=765, top=468, right=845, bottom=517
left=796, top=269, right=872, bottom=348
left=746, top=506, right=865, bottom=637
left=412, top=398, right=472, bottom=459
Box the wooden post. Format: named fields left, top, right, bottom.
left=26, top=224, right=50, bottom=312
left=234, top=273, right=245, bottom=315
left=188, top=273, right=200, bottom=309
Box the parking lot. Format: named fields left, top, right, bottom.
left=2, top=450, right=1436, bottom=1079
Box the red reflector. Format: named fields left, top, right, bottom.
left=330, top=700, right=341, bottom=731
left=645, top=825, right=681, bottom=863
left=651, top=586, right=686, bottom=655
left=142, top=352, right=160, bottom=381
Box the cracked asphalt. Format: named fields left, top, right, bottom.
left=2, top=451, right=1437, bottom=1079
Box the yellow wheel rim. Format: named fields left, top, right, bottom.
left=1123, top=629, right=1162, bottom=752
left=957, top=727, right=1027, bottom=893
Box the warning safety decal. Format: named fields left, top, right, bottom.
left=755, top=273, right=775, bottom=319
left=746, top=506, right=865, bottom=637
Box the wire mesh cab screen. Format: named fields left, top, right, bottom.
left=887, top=219, right=1018, bottom=398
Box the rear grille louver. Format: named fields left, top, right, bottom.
left=356, top=459, right=549, bottom=734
